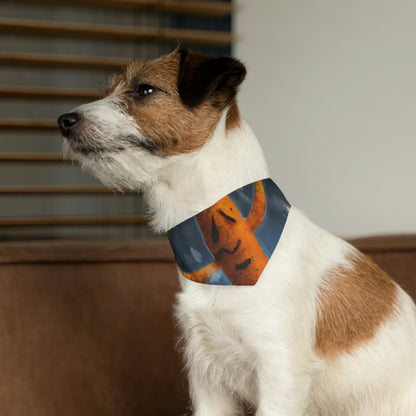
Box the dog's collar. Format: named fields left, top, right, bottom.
left=167, top=178, right=290, bottom=286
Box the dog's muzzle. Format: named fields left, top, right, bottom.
left=57, top=112, right=80, bottom=137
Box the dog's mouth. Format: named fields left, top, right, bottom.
left=58, top=112, right=123, bottom=157
left=58, top=111, right=160, bottom=160
left=64, top=134, right=124, bottom=156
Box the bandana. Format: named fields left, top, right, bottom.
left=167, top=179, right=290, bottom=286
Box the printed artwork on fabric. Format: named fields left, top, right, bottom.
left=168, top=179, right=291, bottom=286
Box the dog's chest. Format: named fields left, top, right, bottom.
left=176, top=289, right=257, bottom=391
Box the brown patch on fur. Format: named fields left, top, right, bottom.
left=108, top=50, right=224, bottom=156
left=315, top=251, right=398, bottom=358
left=226, top=99, right=241, bottom=130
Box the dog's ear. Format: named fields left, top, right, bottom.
left=178, top=48, right=246, bottom=108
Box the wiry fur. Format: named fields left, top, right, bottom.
left=59, top=48, right=416, bottom=415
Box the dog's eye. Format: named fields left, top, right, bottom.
left=134, top=84, right=156, bottom=98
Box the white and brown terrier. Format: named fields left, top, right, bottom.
left=58, top=48, right=416, bottom=415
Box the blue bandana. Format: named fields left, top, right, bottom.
left=167, top=179, right=290, bottom=285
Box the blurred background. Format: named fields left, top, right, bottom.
left=0, top=0, right=415, bottom=241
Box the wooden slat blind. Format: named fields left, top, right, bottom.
left=0, top=87, right=102, bottom=101
left=10, top=0, right=235, bottom=17
left=0, top=18, right=235, bottom=47
left=0, top=53, right=129, bottom=70
left=0, top=153, right=63, bottom=162
left=0, top=216, right=147, bottom=227
left=0, top=0, right=234, bottom=239
left=0, top=120, right=58, bottom=130
left=0, top=186, right=130, bottom=194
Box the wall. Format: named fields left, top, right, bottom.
left=234, top=0, right=416, bottom=238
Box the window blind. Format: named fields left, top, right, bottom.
left=0, top=0, right=234, bottom=240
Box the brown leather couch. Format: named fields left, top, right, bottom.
left=0, top=236, right=415, bottom=416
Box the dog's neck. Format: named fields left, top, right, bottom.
left=145, top=112, right=270, bottom=233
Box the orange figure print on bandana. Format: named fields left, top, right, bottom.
left=168, top=179, right=290, bottom=286
left=185, top=181, right=267, bottom=285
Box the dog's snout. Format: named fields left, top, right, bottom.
left=58, top=112, right=80, bottom=136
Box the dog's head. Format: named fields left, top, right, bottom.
left=58, top=47, right=246, bottom=191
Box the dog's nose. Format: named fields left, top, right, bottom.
left=57, top=112, right=80, bottom=136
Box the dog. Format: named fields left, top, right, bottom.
left=58, top=47, right=416, bottom=415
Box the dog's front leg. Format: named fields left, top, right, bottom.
left=254, top=346, right=312, bottom=416
left=189, top=368, right=241, bottom=416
